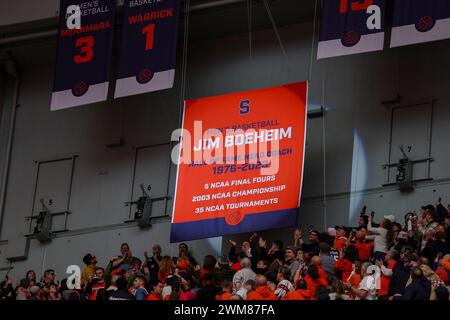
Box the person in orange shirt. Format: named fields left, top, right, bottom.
left=335, top=245, right=359, bottom=281
left=376, top=249, right=399, bottom=299
left=435, top=254, right=450, bottom=283
left=349, top=230, right=374, bottom=262
left=333, top=226, right=348, bottom=252
left=215, top=280, right=233, bottom=300
left=304, top=264, right=328, bottom=298
left=199, top=255, right=216, bottom=286
left=283, top=279, right=312, bottom=300
left=310, top=256, right=328, bottom=279
left=246, top=275, right=277, bottom=300
left=347, top=262, right=362, bottom=289
left=145, top=281, right=164, bottom=300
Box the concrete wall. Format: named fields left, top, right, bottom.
left=0, top=7, right=450, bottom=281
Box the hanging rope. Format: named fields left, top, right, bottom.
left=262, top=0, right=289, bottom=63
left=247, top=0, right=253, bottom=62
left=308, top=0, right=319, bottom=82
left=178, top=0, right=191, bottom=129
left=321, top=74, right=327, bottom=230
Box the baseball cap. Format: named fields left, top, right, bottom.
left=421, top=204, right=436, bottom=211
left=218, top=255, right=230, bottom=265
left=384, top=215, right=396, bottom=223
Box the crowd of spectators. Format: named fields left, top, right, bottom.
left=1, top=202, right=450, bottom=301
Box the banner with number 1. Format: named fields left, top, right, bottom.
left=114, top=0, right=181, bottom=98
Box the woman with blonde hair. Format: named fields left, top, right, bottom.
left=158, top=256, right=174, bottom=284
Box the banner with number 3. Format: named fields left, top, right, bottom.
left=51, top=0, right=116, bottom=111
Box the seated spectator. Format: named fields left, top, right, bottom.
left=311, top=256, right=327, bottom=279
left=350, top=230, right=374, bottom=262
left=19, top=270, right=36, bottom=292
left=349, top=262, right=377, bottom=300
left=228, top=233, right=259, bottom=269
left=247, top=275, right=277, bottom=300
left=232, top=257, right=256, bottom=288
left=215, top=280, right=233, bottom=300
left=434, top=286, right=450, bottom=301
left=179, top=283, right=197, bottom=300
left=283, top=279, right=312, bottom=300
left=297, top=229, right=320, bottom=257
left=81, top=253, right=97, bottom=287
left=111, top=243, right=135, bottom=271
left=435, top=254, right=450, bottom=284
left=258, top=237, right=284, bottom=263
left=145, top=281, right=164, bottom=300
left=319, top=243, right=336, bottom=276
left=315, top=285, right=330, bottom=301
left=329, top=279, right=350, bottom=300
left=108, top=277, right=135, bottom=300
left=395, top=267, right=431, bottom=300
left=132, top=275, right=148, bottom=300
left=304, top=264, right=328, bottom=298
left=199, top=255, right=216, bottom=285
left=256, top=259, right=269, bottom=275
left=333, top=226, right=348, bottom=252
left=211, top=255, right=235, bottom=285
left=196, top=273, right=221, bottom=300
left=417, top=264, right=443, bottom=300
left=422, top=231, right=450, bottom=263
left=347, top=262, right=363, bottom=289
left=142, top=244, right=162, bottom=286
left=88, top=267, right=106, bottom=300
left=158, top=256, right=174, bottom=284
left=389, top=249, right=414, bottom=296
left=377, top=249, right=400, bottom=299
left=40, top=269, right=56, bottom=287
left=335, top=245, right=359, bottom=281
left=178, top=243, right=199, bottom=268
left=417, top=205, right=439, bottom=252
left=274, top=266, right=294, bottom=299
left=284, top=246, right=300, bottom=281
left=47, top=283, right=61, bottom=300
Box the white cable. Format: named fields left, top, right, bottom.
left=178, top=0, right=191, bottom=128
left=308, top=0, right=319, bottom=82
left=262, top=0, right=288, bottom=62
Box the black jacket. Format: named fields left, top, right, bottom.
left=396, top=277, right=431, bottom=300
left=210, top=265, right=236, bottom=285
left=388, top=262, right=411, bottom=296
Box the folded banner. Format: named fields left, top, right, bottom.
left=391, top=0, right=450, bottom=48
left=170, top=82, right=308, bottom=242
left=317, top=0, right=386, bottom=59
left=51, top=0, right=115, bottom=111
left=114, top=0, right=181, bottom=98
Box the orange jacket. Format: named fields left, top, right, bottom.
left=304, top=274, right=328, bottom=298
left=333, top=237, right=347, bottom=252
left=247, top=286, right=277, bottom=300
left=379, top=261, right=396, bottom=297
left=335, top=258, right=353, bottom=281
left=145, top=292, right=162, bottom=300
left=282, top=289, right=312, bottom=300
left=353, top=241, right=374, bottom=262
left=216, top=292, right=233, bottom=300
